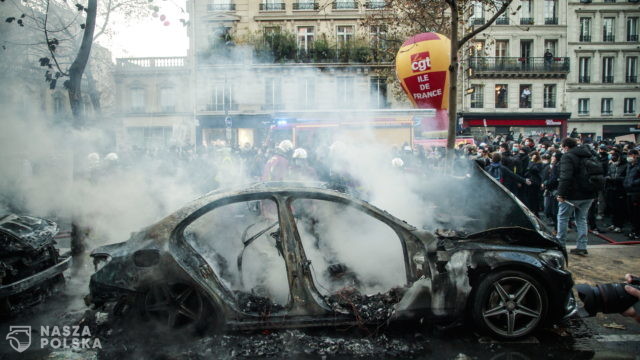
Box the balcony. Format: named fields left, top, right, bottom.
left=602, top=76, right=614, bottom=83
left=628, top=34, right=639, bottom=42
left=579, top=75, right=591, bottom=83
left=333, top=1, right=357, bottom=9
left=260, top=3, right=285, bottom=11
left=627, top=76, right=638, bottom=83
left=116, top=57, right=187, bottom=72
left=293, top=2, right=319, bottom=10
left=207, top=3, right=235, bottom=11
left=365, top=1, right=386, bottom=9
left=545, top=17, right=558, bottom=25
left=603, top=34, right=615, bottom=42
left=520, top=18, right=534, bottom=25
left=473, top=18, right=486, bottom=25
left=496, top=18, right=509, bottom=25
left=468, top=57, right=570, bottom=78
left=579, top=34, right=591, bottom=42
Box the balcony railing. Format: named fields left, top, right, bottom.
left=627, top=75, right=638, bottom=83
left=603, top=34, right=615, bottom=42
left=520, top=17, right=534, bottom=25
left=579, top=75, right=591, bottom=83
left=578, top=110, right=589, bottom=115
left=544, top=100, right=556, bottom=108
left=628, top=34, right=639, bottom=42
left=545, top=17, right=558, bottom=25
left=473, top=18, right=486, bottom=25
left=116, top=57, right=187, bottom=70
left=468, top=57, right=570, bottom=74
left=496, top=18, right=509, bottom=25
left=602, top=110, right=613, bottom=116
left=602, top=75, right=614, bottom=83
left=579, top=34, right=591, bottom=42
left=207, top=3, right=235, bottom=11
left=293, top=2, right=319, bottom=10
left=365, top=1, right=386, bottom=9
left=333, top=1, right=357, bottom=9
left=260, top=3, right=285, bottom=10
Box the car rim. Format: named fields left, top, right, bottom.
left=482, top=276, right=543, bottom=338
left=144, top=283, right=204, bottom=328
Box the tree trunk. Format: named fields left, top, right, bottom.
left=447, top=2, right=459, bottom=151
left=67, top=0, right=97, bottom=129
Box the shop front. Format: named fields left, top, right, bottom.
left=196, top=114, right=272, bottom=149
left=460, top=112, right=571, bottom=139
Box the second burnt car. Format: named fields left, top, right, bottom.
left=86, top=165, right=576, bottom=339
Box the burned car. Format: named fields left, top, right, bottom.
left=0, top=214, right=70, bottom=317
left=87, top=166, right=576, bottom=339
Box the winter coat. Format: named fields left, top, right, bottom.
left=525, top=162, right=543, bottom=185
left=261, top=153, right=289, bottom=181
left=624, top=162, right=640, bottom=194
left=606, top=161, right=627, bottom=193
left=543, top=163, right=561, bottom=192
left=558, top=146, right=597, bottom=200
left=485, top=162, right=526, bottom=187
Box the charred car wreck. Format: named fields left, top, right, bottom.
left=87, top=165, right=576, bottom=339
left=0, top=214, right=70, bottom=317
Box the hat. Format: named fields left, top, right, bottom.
left=599, top=144, right=608, bottom=150
left=630, top=149, right=639, bottom=155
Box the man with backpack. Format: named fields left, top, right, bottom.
left=556, top=137, right=604, bottom=256
left=485, top=153, right=527, bottom=190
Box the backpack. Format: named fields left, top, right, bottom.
left=487, top=165, right=503, bottom=183
left=578, top=155, right=605, bottom=192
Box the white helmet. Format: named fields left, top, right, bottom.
left=277, top=140, right=294, bottom=153
left=391, top=158, right=404, bottom=168
left=105, top=152, right=119, bottom=161
left=292, top=148, right=308, bottom=159
left=87, top=153, right=100, bottom=163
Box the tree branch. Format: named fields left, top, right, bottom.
left=43, top=0, right=69, bottom=76
left=458, top=0, right=513, bottom=47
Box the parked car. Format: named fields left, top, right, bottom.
left=0, top=214, right=71, bottom=317
left=86, top=166, right=576, bottom=339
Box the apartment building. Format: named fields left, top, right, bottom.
left=460, top=0, right=572, bottom=138
left=566, top=0, right=640, bottom=139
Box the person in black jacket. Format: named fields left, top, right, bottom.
left=623, top=149, right=640, bottom=239
left=524, top=153, right=543, bottom=214
left=485, top=153, right=527, bottom=189
left=596, top=144, right=610, bottom=219
left=605, top=150, right=627, bottom=232
left=542, top=152, right=561, bottom=228
left=557, top=137, right=597, bottom=255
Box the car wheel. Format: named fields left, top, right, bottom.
left=471, top=270, right=547, bottom=339
left=142, top=283, right=208, bottom=330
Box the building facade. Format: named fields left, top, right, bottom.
left=565, top=0, right=640, bottom=139
left=460, top=0, right=572, bottom=138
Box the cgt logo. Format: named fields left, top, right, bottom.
left=6, top=326, right=31, bottom=353
left=411, top=52, right=432, bottom=72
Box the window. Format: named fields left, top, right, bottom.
left=336, top=25, right=354, bottom=48
left=520, top=0, right=533, bottom=24
left=495, top=84, right=508, bottom=108
left=53, top=93, right=65, bottom=114
left=471, top=84, right=484, bottom=108
left=183, top=199, right=289, bottom=307
left=370, top=25, right=387, bottom=49
left=544, top=0, right=557, bottom=24
left=580, top=18, right=592, bottom=42
left=627, top=57, right=638, bottom=83
left=544, top=40, right=557, bottom=58
left=207, top=0, right=234, bottom=11
left=624, top=98, right=637, bottom=115
left=298, top=77, right=315, bottom=109
left=579, top=57, right=591, bottom=83
left=159, top=87, right=175, bottom=112
left=261, top=0, right=285, bottom=11
left=370, top=76, right=388, bottom=108
left=472, top=2, right=485, bottom=24
left=628, top=17, right=639, bottom=42
left=290, top=198, right=406, bottom=296
left=601, top=98, right=613, bottom=115
left=603, top=18, right=615, bottom=42
left=495, top=0, right=508, bottom=24
left=334, top=0, right=357, bottom=9
left=130, top=88, right=145, bottom=112
left=495, top=40, right=509, bottom=57
left=366, top=0, right=386, bottom=9
left=578, top=98, right=590, bottom=115
left=602, top=57, right=614, bottom=83
left=336, top=76, right=354, bottom=107
left=543, top=84, right=556, bottom=108
left=295, top=0, right=316, bottom=10
left=469, top=40, right=485, bottom=57
left=264, top=77, right=283, bottom=110
left=126, top=126, right=173, bottom=150
left=519, top=84, right=531, bottom=108
left=208, top=83, right=235, bottom=111
left=297, top=26, right=314, bottom=52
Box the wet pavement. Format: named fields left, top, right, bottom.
left=1, top=222, right=639, bottom=360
